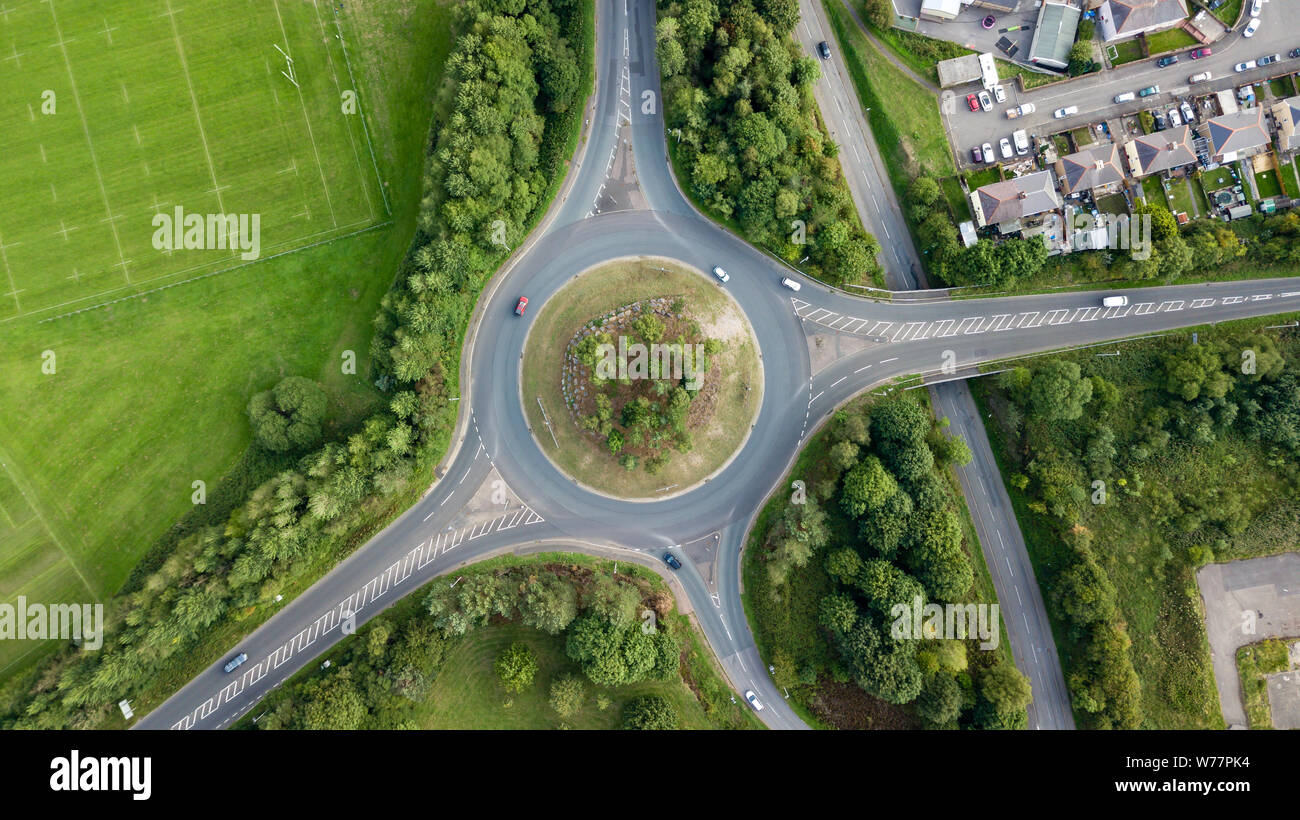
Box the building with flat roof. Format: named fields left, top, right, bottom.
left=920, top=0, right=963, bottom=21
left=1029, top=2, right=1082, bottom=70
left=1097, top=0, right=1188, bottom=41
left=1056, top=143, right=1126, bottom=195
left=1200, top=107, right=1269, bottom=162
left=1123, top=125, right=1197, bottom=177
left=937, top=53, right=983, bottom=88
left=1272, top=95, right=1300, bottom=156
left=969, top=170, right=1063, bottom=229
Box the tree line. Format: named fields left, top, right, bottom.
left=658, top=0, right=883, bottom=286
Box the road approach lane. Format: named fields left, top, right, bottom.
left=138, top=0, right=1300, bottom=731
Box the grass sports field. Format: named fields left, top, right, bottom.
left=0, top=0, right=388, bottom=322
left=0, top=0, right=452, bottom=677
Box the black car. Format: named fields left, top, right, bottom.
left=817, top=41, right=831, bottom=60
left=664, top=552, right=682, bottom=570
left=1207, top=0, right=1224, bottom=8
left=1152, top=110, right=1167, bottom=130
left=1290, top=48, right=1300, bottom=59
left=1155, top=54, right=1178, bottom=67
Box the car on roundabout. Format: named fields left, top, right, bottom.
left=712, top=265, right=730, bottom=283
left=514, top=296, right=528, bottom=316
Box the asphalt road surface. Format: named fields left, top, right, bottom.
left=137, top=0, right=1300, bottom=731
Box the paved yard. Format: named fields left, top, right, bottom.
left=1196, top=553, right=1300, bottom=728
left=1266, top=667, right=1300, bottom=729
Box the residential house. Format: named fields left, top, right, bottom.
left=1269, top=95, right=1300, bottom=156
left=1199, top=106, right=1270, bottom=163
left=1096, top=0, right=1188, bottom=41
left=1055, top=143, right=1126, bottom=196
left=969, top=170, right=1063, bottom=231
left=1123, top=125, right=1197, bottom=177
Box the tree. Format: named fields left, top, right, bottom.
left=839, top=456, right=898, bottom=518
left=518, top=573, right=578, bottom=634
left=298, top=669, right=367, bottom=730
left=863, top=0, right=894, bottom=29
left=494, top=642, right=538, bottom=694
left=247, top=376, right=329, bottom=452
left=549, top=673, right=586, bottom=717
left=916, top=673, right=963, bottom=726
left=980, top=660, right=1032, bottom=714
left=623, top=695, right=679, bottom=729
left=1028, top=361, right=1093, bottom=421
left=1066, top=40, right=1094, bottom=76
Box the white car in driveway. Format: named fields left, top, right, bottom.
left=1013, top=129, right=1029, bottom=155
left=993, top=84, right=1006, bottom=103
left=1054, top=105, right=1078, bottom=118
left=999, top=138, right=1013, bottom=159
left=978, top=90, right=992, bottom=111
left=1244, top=17, right=1260, bottom=37
left=1180, top=100, right=1196, bottom=122
left=1168, top=107, right=1181, bottom=127
left=982, top=141, right=994, bottom=163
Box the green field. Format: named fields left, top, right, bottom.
left=0, top=0, right=452, bottom=677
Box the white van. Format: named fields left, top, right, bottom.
left=1102, top=295, right=1128, bottom=307
left=1114, top=91, right=1137, bottom=103
left=780, top=277, right=802, bottom=292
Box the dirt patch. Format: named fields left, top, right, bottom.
left=804, top=679, right=919, bottom=730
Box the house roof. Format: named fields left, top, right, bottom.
left=1099, top=0, right=1188, bottom=38
left=1125, top=125, right=1197, bottom=177
left=972, top=170, right=1062, bottom=226
left=1202, top=106, right=1269, bottom=157
left=1057, top=143, right=1125, bottom=193
left=1272, top=95, right=1300, bottom=152
left=1029, top=2, right=1082, bottom=69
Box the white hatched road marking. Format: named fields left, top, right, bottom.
left=170, top=497, right=545, bottom=729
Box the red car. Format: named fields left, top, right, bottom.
left=1189, top=47, right=1211, bottom=59
left=514, top=296, right=528, bottom=316
left=966, top=93, right=980, bottom=111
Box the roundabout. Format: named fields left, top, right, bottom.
left=519, top=257, right=763, bottom=500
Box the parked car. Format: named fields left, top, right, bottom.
left=817, top=40, right=831, bottom=60
left=1207, top=0, right=1224, bottom=8
left=978, top=90, right=992, bottom=111
left=780, top=277, right=802, bottom=291
left=744, top=690, right=765, bottom=711
left=1235, top=60, right=1257, bottom=72
left=1290, top=48, right=1300, bottom=59
left=1006, top=102, right=1035, bottom=118
left=1102, top=295, right=1129, bottom=308
left=999, top=137, right=1013, bottom=159
left=1054, top=105, right=1078, bottom=118
left=1114, top=91, right=1137, bottom=103
left=1138, top=85, right=1160, bottom=97
left=966, top=93, right=980, bottom=111
left=1180, top=100, right=1196, bottom=123
left=982, top=141, right=994, bottom=162
left=1250, top=0, right=1261, bottom=17
left=1013, top=129, right=1029, bottom=155
left=1189, top=71, right=1212, bottom=84
left=1244, top=17, right=1260, bottom=37
left=1156, top=54, right=1178, bottom=68
left=712, top=265, right=730, bottom=283
left=1152, top=110, right=1167, bottom=130
left=1259, top=54, right=1280, bottom=67
left=514, top=296, right=528, bottom=316
left=992, top=84, right=1006, bottom=103
left=1189, top=47, right=1212, bottom=59
left=1167, top=107, right=1181, bottom=128
left=663, top=552, right=682, bottom=570
left=223, top=652, right=248, bottom=674
left=971, top=145, right=983, bottom=163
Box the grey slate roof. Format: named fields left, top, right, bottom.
left=1102, top=0, right=1188, bottom=36
left=973, top=170, right=1063, bottom=225
left=1057, top=143, right=1125, bottom=194
left=1126, top=125, right=1197, bottom=176
left=1203, top=106, right=1270, bottom=157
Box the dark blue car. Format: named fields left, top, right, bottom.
left=663, top=553, right=682, bottom=570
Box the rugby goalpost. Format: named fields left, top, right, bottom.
left=272, top=42, right=299, bottom=88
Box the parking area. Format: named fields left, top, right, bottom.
left=1196, top=553, right=1300, bottom=729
